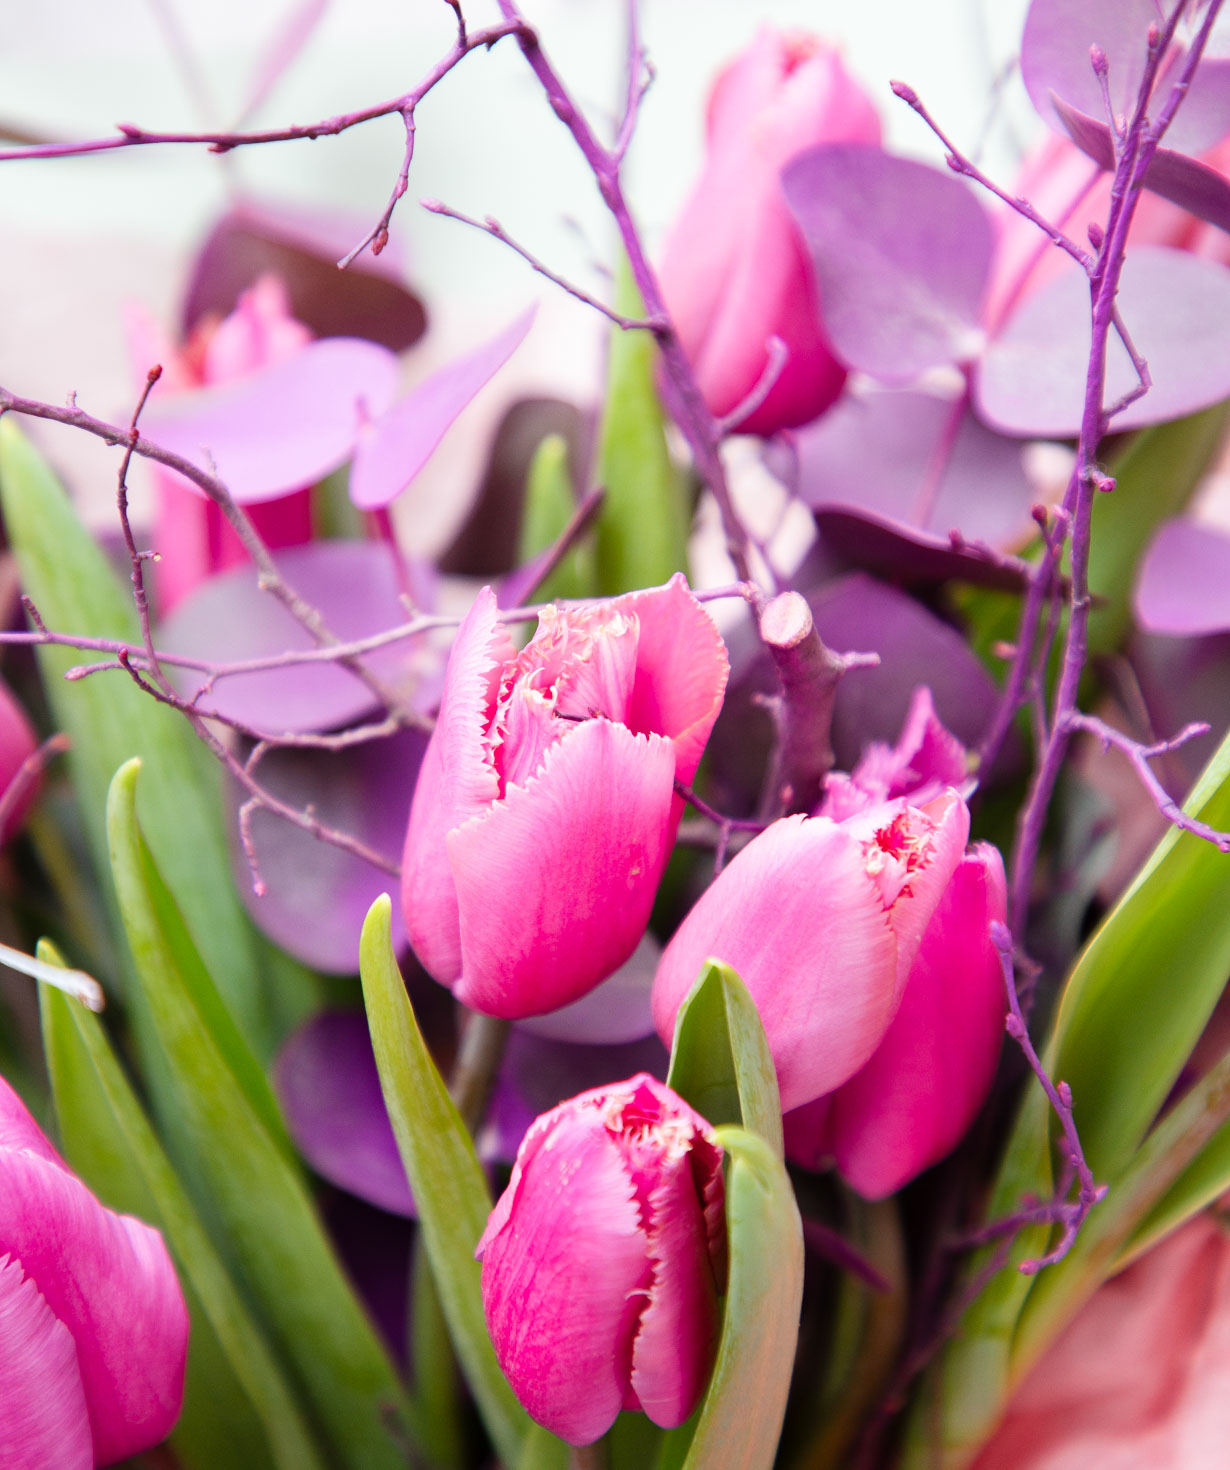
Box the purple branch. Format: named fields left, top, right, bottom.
left=0, top=383, right=414, bottom=721
left=673, top=779, right=764, bottom=875
left=419, top=200, right=664, bottom=331
left=890, top=81, right=1094, bottom=275
left=491, top=0, right=759, bottom=589
left=1066, top=713, right=1230, bottom=851
left=992, top=922, right=1107, bottom=1272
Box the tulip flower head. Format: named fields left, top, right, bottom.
left=0, top=1075, right=188, bottom=1468
left=659, top=28, right=881, bottom=435
left=478, top=1074, right=725, bottom=1445
left=653, top=788, right=970, bottom=1112
left=403, top=576, right=728, bottom=1018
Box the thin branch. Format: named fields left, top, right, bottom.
left=420, top=199, right=664, bottom=332
left=716, top=336, right=788, bottom=437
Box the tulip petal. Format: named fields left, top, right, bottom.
left=479, top=1110, right=651, bottom=1445
left=0, top=1255, right=92, bottom=1470
left=629, top=1144, right=722, bottom=1427
left=653, top=815, right=900, bottom=1111
left=829, top=845, right=1007, bottom=1198
left=448, top=720, right=676, bottom=1016
left=0, top=1135, right=188, bottom=1464
left=402, top=587, right=512, bottom=985
left=620, top=576, right=731, bottom=786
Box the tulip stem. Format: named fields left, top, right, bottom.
left=449, top=1010, right=511, bottom=1135
left=568, top=1442, right=608, bottom=1470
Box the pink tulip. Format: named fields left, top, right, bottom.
left=658, top=29, right=880, bottom=436
left=0, top=675, right=40, bottom=843
left=477, top=1073, right=725, bottom=1445
left=783, top=690, right=1005, bottom=1194
left=652, top=788, right=970, bottom=1112
left=0, top=1075, right=188, bottom=1467
left=402, top=575, right=728, bottom=1018
left=984, top=133, right=1230, bottom=332
left=128, top=274, right=315, bottom=614
left=970, top=1213, right=1230, bottom=1469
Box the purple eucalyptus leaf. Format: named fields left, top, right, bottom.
left=1022, top=0, right=1230, bottom=157
left=514, top=935, right=658, bottom=1045
left=810, top=572, right=1004, bottom=764
left=349, top=306, right=537, bottom=511
left=143, top=338, right=400, bottom=503
left=1136, top=517, right=1230, bottom=634
left=184, top=200, right=428, bottom=351
left=787, top=387, right=1035, bottom=547
left=500, top=1030, right=670, bottom=1124
left=812, top=508, right=1032, bottom=593
left=1055, top=97, right=1230, bottom=236
left=158, top=541, right=433, bottom=734
left=782, top=144, right=993, bottom=380
left=228, top=726, right=425, bottom=974
left=975, top=246, right=1230, bottom=437
left=275, top=1010, right=417, bottom=1216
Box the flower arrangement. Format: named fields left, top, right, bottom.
left=2, top=1, right=1230, bottom=1466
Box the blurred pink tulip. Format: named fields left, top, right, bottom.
left=970, top=1213, right=1230, bottom=1469
left=0, top=676, right=40, bottom=843
left=652, top=788, right=970, bottom=1112
left=984, top=133, right=1230, bottom=331
left=402, top=575, right=728, bottom=1018
left=0, top=1075, right=188, bottom=1467
left=477, top=1073, right=725, bottom=1445
left=658, top=29, right=880, bottom=435
left=785, top=691, right=1004, bottom=1195
left=128, top=274, right=315, bottom=614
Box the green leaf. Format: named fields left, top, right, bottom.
left=593, top=259, right=690, bottom=595
left=1087, top=402, right=1230, bottom=654
left=106, top=759, right=415, bottom=1470
left=1043, top=723, right=1230, bottom=1184
left=0, top=420, right=279, bottom=1055
left=679, top=1126, right=803, bottom=1470
left=666, top=959, right=783, bottom=1156
left=519, top=432, right=593, bottom=603
left=38, top=952, right=325, bottom=1470
left=358, top=895, right=534, bottom=1470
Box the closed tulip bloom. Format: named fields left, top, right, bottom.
left=659, top=29, right=880, bottom=435
left=970, top=1213, right=1230, bottom=1469
left=403, top=575, right=728, bottom=1018
left=652, top=790, right=970, bottom=1112
left=477, top=1074, right=725, bottom=1445
left=785, top=691, right=1005, bottom=1194
left=0, top=1075, right=188, bottom=1468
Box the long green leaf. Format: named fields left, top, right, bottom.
left=0, top=420, right=279, bottom=1055
left=107, top=759, right=415, bottom=1470
left=593, top=260, right=690, bottom=595
left=666, top=959, right=783, bottom=1157
left=38, top=958, right=325, bottom=1470
left=679, top=1126, right=803, bottom=1470
left=359, top=895, right=535, bottom=1470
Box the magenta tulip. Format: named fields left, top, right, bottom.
left=0, top=675, right=40, bottom=844
left=402, top=575, right=728, bottom=1018
left=970, top=1213, right=1230, bottom=1469
left=128, top=274, right=315, bottom=614
left=0, top=1075, right=188, bottom=1467
left=658, top=29, right=880, bottom=435
left=652, top=789, right=970, bottom=1112
left=477, top=1073, right=725, bottom=1445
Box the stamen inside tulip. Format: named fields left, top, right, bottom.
left=861, top=809, right=935, bottom=908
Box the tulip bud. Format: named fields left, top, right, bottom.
left=652, top=790, right=970, bottom=1112
left=402, top=576, right=728, bottom=1018
left=477, top=1074, right=725, bottom=1445
left=0, top=1075, right=188, bottom=1466
left=659, top=29, right=880, bottom=435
